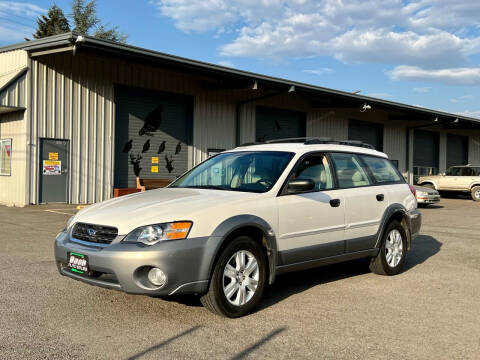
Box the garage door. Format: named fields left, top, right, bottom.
left=447, top=134, right=468, bottom=168
left=348, top=119, right=384, bottom=151
left=413, top=129, right=439, bottom=179
left=114, top=85, right=193, bottom=188
left=255, top=106, right=306, bottom=142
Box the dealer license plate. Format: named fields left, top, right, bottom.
left=67, top=252, right=89, bottom=274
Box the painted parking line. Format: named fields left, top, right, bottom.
left=43, top=209, right=78, bottom=216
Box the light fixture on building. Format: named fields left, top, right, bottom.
left=360, top=103, right=372, bottom=112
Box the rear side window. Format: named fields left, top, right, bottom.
left=330, top=152, right=371, bottom=188
left=461, top=167, right=475, bottom=176
left=474, top=167, right=480, bottom=176
left=361, top=155, right=402, bottom=183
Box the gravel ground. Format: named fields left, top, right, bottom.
left=0, top=198, right=479, bottom=359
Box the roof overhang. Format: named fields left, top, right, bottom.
left=2, top=32, right=480, bottom=129
left=0, top=105, right=25, bottom=115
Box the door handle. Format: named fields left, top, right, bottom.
left=376, top=194, right=385, bottom=201
left=329, top=199, right=341, bottom=207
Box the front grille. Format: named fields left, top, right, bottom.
left=72, top=223, right=118, bottom=244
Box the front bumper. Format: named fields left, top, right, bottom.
left=54, top=231, right=222, bottom=296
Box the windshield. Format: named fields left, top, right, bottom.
left=170, top=151, right=294, bottom=193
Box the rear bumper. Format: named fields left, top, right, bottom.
left=54, top=231, right=221, bottom=296
left=406, top=208, right=422, bottom=241
left=417, top=194, right=440, bottom=204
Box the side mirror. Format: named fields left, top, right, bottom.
left=441, top=172, right=446, bottom=176
left=287, top=178, right=315, bottom=194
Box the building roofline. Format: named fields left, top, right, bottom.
left=1, top=32, right=479, bottom=125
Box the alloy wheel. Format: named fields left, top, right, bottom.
left=222, top=250, right=259, bottom=306
left=385, top=229, right=404, bottom=268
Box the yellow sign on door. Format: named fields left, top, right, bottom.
left=49, top=152, right=58, bottom=160
left=152, top=157, right=159, bottom=164
left=151, top=166, right=159, bottom=173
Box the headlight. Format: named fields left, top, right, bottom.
left=124, top=221, right=193, bottom=245
left=64, top=216, right=75, bottom=231
left=416, top=191, right=428, bottom=197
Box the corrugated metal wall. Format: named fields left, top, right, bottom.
left=25, top=51, right=480, bottom=205
left=0, top=50, right=28, bottom=206
left=29, top=52, right=249, bottom=203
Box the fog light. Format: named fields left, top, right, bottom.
left=147, top=267, right=167, bottom=287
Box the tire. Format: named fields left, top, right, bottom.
left=200, top=236, right=267, bottom=318
left=369, top=220, right=407, bottom=276
left=471, top=186, right=480, bottom=202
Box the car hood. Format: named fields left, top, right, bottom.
left=414, top=185, right=438, bottom=194
left=72, top=188, right=258, bottom=234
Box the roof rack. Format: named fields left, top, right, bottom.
left=240, top=137, right=376, bottom=150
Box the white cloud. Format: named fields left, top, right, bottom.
left=364, top=93, right=391, bottom=99
left=0, top=1, right=44, bottom=17
left=217, top=60, right=234, bottom=67
left=303, top=68, right=333, bottom=75
left=0, top=1, right=45, bottom=42
left=456, top=110, right=480, bottom=119
left=450, top=94, right=474, bottom=103
left=413, top=87, right=431, bottom=93
left=152, top=0, right=480, bottom=69
left=389, top=66, right=480, bottom=85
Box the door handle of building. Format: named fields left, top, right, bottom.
left=376, top=194, right=385, bottom=201
left=329, top=199, right=341, bottom=207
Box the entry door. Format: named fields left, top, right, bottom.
left=40, top=139, right=69, bottom=203
left=329, top=152, right=387, bottom=252
left=277, top=153, right=345, bottom=265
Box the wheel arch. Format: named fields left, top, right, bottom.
left=418, top=180, right=437, bottom=189
left=208, top=215, right=278, bottom=286
left=469, top=182, right=480, bottom=190
left=375, top=205, right=412, bottom=250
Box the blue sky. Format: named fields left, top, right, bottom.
left=1, top=0, right=479, bottom=118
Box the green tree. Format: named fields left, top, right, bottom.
left=70, top=0, right=127, bottom=43
left=31, top=0, right=127, bottom=43
left=33, top=4, right=70, bottom=39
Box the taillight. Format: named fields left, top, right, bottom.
left=408, top=184, right=416, bottom=197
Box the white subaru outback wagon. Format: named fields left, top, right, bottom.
left=55, top=139, right=421, bottom=317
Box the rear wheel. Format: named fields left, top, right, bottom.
left=369, top=220, right=407, bottom=276
left=471, top=186, right=480, bottom=201
left=200, top=236, right=267, bottom=317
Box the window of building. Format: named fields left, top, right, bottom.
left=292, top=154, right=334, bottom=191
left=330, top=152, right=371, bottom=188
left=0, top=139, right=12, bottom=176
left=361, top=155, right=402, bottom=183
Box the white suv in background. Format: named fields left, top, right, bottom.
left=55, top=139, right=421, bottom=317
left=418, top=165, right=480, bottom=201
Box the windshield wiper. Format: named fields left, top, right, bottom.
left=183, top=185, right=228, bottom=190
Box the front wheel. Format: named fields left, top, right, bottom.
left=200, top=236, right=267, bottom=317
left=369, top=220, right=407, bottom=276
left=471, top=186, right=480, bottom=201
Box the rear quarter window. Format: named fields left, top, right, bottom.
left=361, top=155, right=402, bottom=183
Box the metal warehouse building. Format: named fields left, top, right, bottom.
left=1, top=32, right=480, bottom=206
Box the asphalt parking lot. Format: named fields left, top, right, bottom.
left=1, top=198, right=479, bottom=359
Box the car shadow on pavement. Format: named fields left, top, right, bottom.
left=403, top=235, right=442, bottom=271
left=258, top=234, right=442, bottom=312
left=157, top=235, right=442, bottom=313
